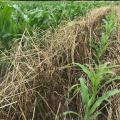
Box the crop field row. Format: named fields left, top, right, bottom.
left=0, top=1, right=120, bottom=120
left=0, top=1, right=108, bottom=50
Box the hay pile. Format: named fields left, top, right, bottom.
left=0, top=6, right=120, bottom=120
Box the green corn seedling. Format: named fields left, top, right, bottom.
left=92, top=11, right=116, bottom=63
left=64, top=62, right=120, bottom=120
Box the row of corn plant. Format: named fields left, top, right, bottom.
left=10, top=1, right=107, bottom=31
left=64, top=11, right=120, bottom=120
left=91, top=11, right=117, bottom=63
left=0, top=1, right=107, bottom=50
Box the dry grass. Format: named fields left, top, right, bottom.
left=0, top=6, right=120, bottom=120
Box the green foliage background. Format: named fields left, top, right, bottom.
left=0, top=1, right=109, bottom=50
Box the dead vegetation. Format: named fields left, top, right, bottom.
left=0, top=6, right=119, bottom=120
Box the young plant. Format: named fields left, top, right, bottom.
left=64, top=62, right=120, bottom=120
left=92, top=11, right=116, bottom=63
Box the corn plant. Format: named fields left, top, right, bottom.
left=92, top=11, right=116, bottom=63
left=64, top=62, right=120, bottom=120
left=0, top=1, right=107, bottom=50
left=0, top=3, right=29, bottom=50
